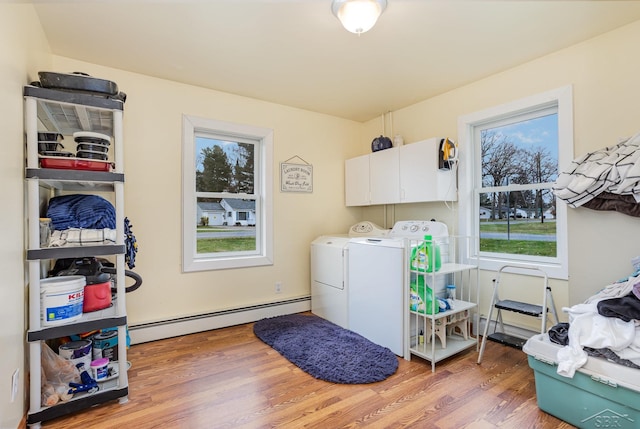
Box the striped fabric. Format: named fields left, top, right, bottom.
left=553, top=132, right=640, bottom=208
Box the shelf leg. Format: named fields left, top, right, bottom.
left=28, top=341, right=42, bottom=424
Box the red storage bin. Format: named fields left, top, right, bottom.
left=39, top=156, right=112, bottom=172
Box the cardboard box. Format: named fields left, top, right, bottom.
left=523, top=333, right=640, bottom=428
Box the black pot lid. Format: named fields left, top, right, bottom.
left=76, top=151, right=108, bottom=160
left=76, top=142, right=109, bottom=148
left=76, top=144, right=109, bottom=153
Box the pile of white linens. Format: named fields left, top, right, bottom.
left=49, top=228, right=116, bottom=247
left=557, top=273, right=640, bottom=377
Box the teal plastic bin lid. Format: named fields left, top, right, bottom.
left=523, top=333, right=640, bottom=392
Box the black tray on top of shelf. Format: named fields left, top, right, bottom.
left=24, top=85, right=124, bottom=111
left=27, top=386, right=128, bottom=425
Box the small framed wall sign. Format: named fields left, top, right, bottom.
left=280, top=156, right=313, bottom=193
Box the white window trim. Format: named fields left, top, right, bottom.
left=182, top=114, right=273, bottom=272
left=457, top=85, right=573, bottom=280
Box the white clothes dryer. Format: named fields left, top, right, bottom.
left=310, top=222, right=389, bottom=328
left=311, top=235, right=350, bottom=328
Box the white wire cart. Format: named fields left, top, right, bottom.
left=404, top=235, right=479, bottom=372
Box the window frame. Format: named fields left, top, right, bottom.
left=457, top=86, right=573, bottom=280
left=182, top=114, right=273, bottom=272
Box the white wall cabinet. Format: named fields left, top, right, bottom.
left=345, top=154, right=371, bottom=206
left=24, top=85, right=129, bottom=428
left=345, top=137, right=457, bottom=206
left=399, top=137, right=457, bottom=203
left=369, top=146, right=400, bottom=205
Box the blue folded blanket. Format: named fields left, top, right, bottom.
left=47, top=194, right=116, bottom=230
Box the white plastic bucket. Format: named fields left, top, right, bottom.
left=59, top=339, right=93, bottom=371
left=40, top=275, right=85, bottom=326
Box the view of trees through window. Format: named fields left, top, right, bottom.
left=195, top=136, right=257, bottom=255
left=478, top=113, right=558, bottom=257
left=196, top=140, right=254, bottom=193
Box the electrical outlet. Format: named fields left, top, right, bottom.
left=275, top=281, right=282, bottom=293
left=11, top=369, right=19, bottom=403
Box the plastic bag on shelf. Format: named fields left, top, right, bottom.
left=41, top=342, right=81, bottom=406
left=40, top=370, right=73, bottom=407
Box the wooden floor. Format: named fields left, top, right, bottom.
left=42, top=317, right=575, bottom=429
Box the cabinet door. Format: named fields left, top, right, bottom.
left=400, top=138, right=457, bottom=202
left=370, top=147, right=400, bottom=205
left=345, top=154, right=370, bottom=206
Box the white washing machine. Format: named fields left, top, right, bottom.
left=347, top=220, right=449, bottom=357
left=311, top=222, right=388, bottom=328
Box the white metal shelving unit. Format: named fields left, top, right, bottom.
left=24, top=85, right=129, bottom=428
left=404, top=236, right=479, bottom=372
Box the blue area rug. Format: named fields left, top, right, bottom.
left=253, top=313, right=398, bottom=384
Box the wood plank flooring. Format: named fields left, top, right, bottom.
left=41, top=316, right=575, bottom=428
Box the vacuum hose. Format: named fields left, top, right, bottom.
left=101, top=266, right=143, bottom=293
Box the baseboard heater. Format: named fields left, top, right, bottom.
left=128, top=296, right=311, bottom=345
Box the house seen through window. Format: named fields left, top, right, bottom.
left=182, top=115, right=273, bottom=272
left=459, top=86, right=572, bottom=279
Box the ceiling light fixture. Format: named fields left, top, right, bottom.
left=331, top=0, right=388, bottom=35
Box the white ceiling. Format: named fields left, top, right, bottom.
left=31, top=0, right=640, bottom=122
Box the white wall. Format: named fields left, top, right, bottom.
left=0, top=4, right=51, bottom=428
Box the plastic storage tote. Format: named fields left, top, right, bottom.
left=523, top=333, right=640, bottom=428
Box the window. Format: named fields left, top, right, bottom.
left=458, top=86, right=573, bottom=279
left=182, top=115, right=273, bottom=272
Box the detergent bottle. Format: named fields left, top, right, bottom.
left=410, top=235, right=441, bottom=273
left=409, top=275, right=439, bottom=315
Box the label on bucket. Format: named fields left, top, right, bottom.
left=93, top=331, right=119, bottom=360
left=43, top=290, right=84, bottom=323
left=40, top=276, right=85, bottom=326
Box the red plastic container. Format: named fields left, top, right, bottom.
left=82, top=281, right=112, bottom=312
left=40, top=156, right=112, bottom=172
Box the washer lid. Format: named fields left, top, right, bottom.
left=348, top=221, right=389, bottom=237
left=311, top=235, right=350, bottom=248
left=347, top=236, right=405, bottom=248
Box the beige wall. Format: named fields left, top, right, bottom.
left=361, top=19, right=640, bottom=328
left=5, top=2, right=640, bottom=425
left=49, top=56, right=364, bottom=326
left=0, top=4, right=51, bottom=428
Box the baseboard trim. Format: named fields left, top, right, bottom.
left=128, top=296, right=311, bottom=344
